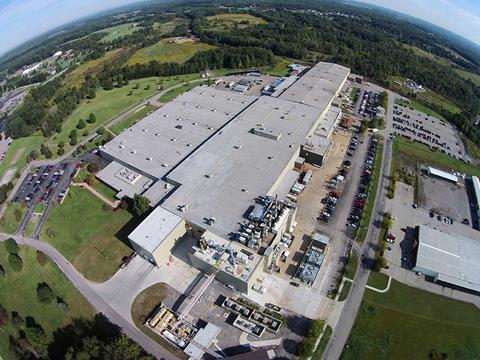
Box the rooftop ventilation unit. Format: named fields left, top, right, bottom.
left=162, top=163, right=169, bottom=167
left=143, top=129, right=147, bottom=132
left=178, top=204, right=188, bottom=212
left=155, top=133, right=160, bottom=136
left=186, top=143, right=192, bottom=147
left=131, top=150, right=136, bottom=154
left=147, top=157, right=152, bottom=161
left=119, top=145, right=124, bottom=149
left=205, top=174, right=212, bottom=178
left=171, top=138, right=176, bottom=142
left=234, top=145, right=242, bottom=150
left=211, top=108, right=216, bottom=112
left=163, top=114, right=169, bottom=118
left=192, top=122, right=198, bottom=126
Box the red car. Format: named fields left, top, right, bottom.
left=329, top=191, right=340, bottom=198
left=387, top=233, right=396, bottom=240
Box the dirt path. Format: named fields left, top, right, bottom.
left=10, top=147, right=25, bottom=165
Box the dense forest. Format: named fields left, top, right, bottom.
left=2, top=0, right=480, bottom=146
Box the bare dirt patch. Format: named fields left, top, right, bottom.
left=10, top=147, right=25, bottom=165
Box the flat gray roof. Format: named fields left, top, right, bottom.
left=184, top=322, right=220, bottom=360
left=161, top=96, right=324, bottom=238
left=415, top=225, right=480, bottom=292
left=279, top=62, right=350, bottom=110
left=128, top=206, right=184, bottom=253
left=100, top=86, right=256, bottom=179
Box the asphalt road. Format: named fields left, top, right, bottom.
left=323, top=89, right=395, bottom=360
left=0, top=233, right=179, bottom=360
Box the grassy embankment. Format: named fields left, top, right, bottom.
left=342, top=278, right=480, bottom=359
left=0, top=246, right=94, bottom=360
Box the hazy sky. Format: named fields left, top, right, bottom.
left=0, top=0, right=480, bottom=57
left=359, top=0, right=480, bottom=45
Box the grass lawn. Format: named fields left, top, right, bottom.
left=345, top=254, right=359, bottom=280
left=367, top=272, right=389, bottom=289
left=393, top=137, right=480, bottom=177
left=131, top=283, right=187, bottom=359
left=47, top=77, right=159, bottom=152
left=356, top=142, right=384, bottom=242
left=206, top=13, right=266, bottom=30
left=338, top=281, right=352, bottom=302
left=127, top=39, right=215, bottom=65
left=159, top=81, right=207, bottom=103
left=417, top=90, right=462, bottom=114
left=0, top=202, right=27, bottom=234
left=395, top=98, right=446, bottom=120
left=312, top=325, right=332, bottom=360
left=153, top=18, right=188, bottom=34
left=0, top=135, right=44, bottom=182
left=109, top=104, right=158, bottom=135
left=62, top=49, right=124, bottom=88
left=96, top=23, right=140, bottom=42
left=40, top=186, right=134, bottom=282
left=0, top=246, right=94, bottom=360
left=342, top=279, right=480, bottom=360
left=260, top=57, right=292, bottom=77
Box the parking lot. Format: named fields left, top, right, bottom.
left=419, top=174, right=472, bottom=223
left=354, top=89, right=382, bottom=119
left=392, top=102, right=467, bottom=160
left=13, top=160, right=79, bottom=235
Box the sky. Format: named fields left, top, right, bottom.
left=0, top=0, right=144, bottom=56
left=0, top=0, right=480, bottom=57
left=358, top=0, right=480, bottom=45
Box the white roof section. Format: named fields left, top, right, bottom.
left=279, top=62, right=350, bottom=110
left=415, top=225, right=480, bottom=292
left=100, top=85, right=256, bottom=179
left=184, top=322, right=220, bottom=360
left=128, top=207, right=184, bottom=253
left=161, top=96, right=324, bottom=238
left=472, top=176, right=480, bottom=210
left=427, top=167, right=458, bottom=183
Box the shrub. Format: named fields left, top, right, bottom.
left=76, top=119, right=86, bottom=129
left=83, top=130, right=89, bottom=137
left=58, top=141, right=65, bottom=148
left=69, top=129, right=77, bottom=139
left=57, top=297, right=69, bottom=313
left=57, top=147, right=65, bottom=156
left=70, top=138, right=78, bottom=146
left=0, top=263, right=5, bottom=277
left=8, top=254, right=23, bottom=272
left=97, top=127, right=106, bottom=135
left=36, top=283, right=54, bottom=304
left=5, top=238, right=19, bottom=254
left=0, top=304, right=8, bottom=326
left=87, top=113, right=96, bottom=124
left=36, top=251, right=48, bottom=266
left=13, top=208, right=22, bottom=222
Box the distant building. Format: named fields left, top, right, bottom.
left=53, top=50, right=63, bottom=58
left=412, top=225, right=480, bottom=293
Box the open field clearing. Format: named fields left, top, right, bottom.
left=127, top=38, right=214, bottom=65
left=206, top=13, right=266, bottom=30
left=41, top=186, right=134, bottom=282
left=0, top=202, right=26, bottom=234
left=153, top=18, right=188, bottom=34
left=0, top=246, right=94, bottom=360
left=0, top=135, right=44, bottom=182
left=342, top=279, right=480, bottom=360
left=260, top=57, right=292, bottom=77
left=96, top=22, right=141, bottom=42
left=62, top=49, right=125, bottom=87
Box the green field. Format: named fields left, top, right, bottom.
left=40, top=186, right=134, bottom=282
left=455, top=68, right=480, bottom=86
left=393, top=137, right=480, bottom=177
left=367, top=272, right=389, bottom=289
left=96, top=23, right=141, bottom=42
left=0, top=246, right=94, bottom=360
left=0, top=135, right=44, bottom=182
left=153, top=18, right=188, bottom=34
left=0, top=202, right=27, bottom=234
left=342, top=279, right=480, bottom=360
left=62, top=49, right=124, bottom=87
left=74, top=168, right=118, bottom=202
left=338, top=281, right=352, bottom=302
left=356, top=142, right=384, bottom=242
left=128, top=39, right=215, bottom=65
left=260, top=57, right=292, bottom=77
left=206, top=13, right=266, bottom=30
left=159, top=81, right=207, bottom=103
left=48, top=77, right=159, bottom=151
left=109, top=104, right=158, bottom=135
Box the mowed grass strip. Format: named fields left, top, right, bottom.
left=0, top=135, right=44, bottom=181
left=96, top=23, right=141, bottom=42
left=0, top=246, right=94, bottom=360
left=127, top=39, right=215, bottom=65
left=393, top=137, right=480, bottom=176
left=109, top=104, right=158, bottom=135
left=159, top=81, right=206, bottom=103
left=342, top=279, right=480, bottom=360
left=40, top=186, right=133, bottom=282
left=206, top=13, right=267, bottom=28
left=0, top=202, right=27, bottom=234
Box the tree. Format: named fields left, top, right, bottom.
left=36, top=250, right=48, bottom=266
left=4, top=238, right=19, bottom=254
left=58, top=141, right=65, bottom=148
left=87, top=113, right=96, bottom=124
left=57, top=297, right=69, bottom=314
left=70, top=138, right=78, bottom=146
left=69, top=129, right=77, bottom=139
left=103, top=78, right=114, bottom=90
left=25, top=322, right=48, bottom=356
left=87, top=161, right=99, bottom=173
left=86, top=173, right=96, bottom=186
left=40, top=144, right=52, bottom=159
left=97, top=127, right=106, bottom=135
left=0, top=263, right=5, bottom=277
left=76, top=119, right=86, bottom=129
left=133, top=194, right=150, bottom=217
left=10, top=311, right=24, bottom=329
left=57, top=147, right=65, bottom=156
left=36, top=282, right=54, bottom=304
left=28, top=150, right=39, bottom=161
left=8, top=254, right=23, bottom=272
left=0, top=304, right=8, bottom=326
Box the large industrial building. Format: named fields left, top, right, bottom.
left=97, top=62, right=350, bottom=292
left=412, top=225, right=480, bottom=293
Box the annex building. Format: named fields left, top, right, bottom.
left=97, top=62, right=350, bottom=292
left=413, top=225, right=480, bottom=293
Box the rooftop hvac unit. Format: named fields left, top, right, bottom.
left=211, top=108, right=216, bottom=112
left=170, top=138, right=176, bottom=142
left=161, top=162, right=168, bottom=168
left=143, top=129, right=147, bottom=132
left=186, top=143, right=192, bottom=147
left=183, top=102, right=187, bottom=105
left=147, top=157, right=152, bottom=161
left=155, top=133, right=160, bottom=136
left=163, top=114, right=169, bottom=117
left=192, top=122, right=198, bottom=125
left=205, top=174, right=212, bottom=178
left=131, top=150, right=136, bottom=154
left=234, top=145, right=242, bottom=149
left=119, top=145, right=124, bottom=149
